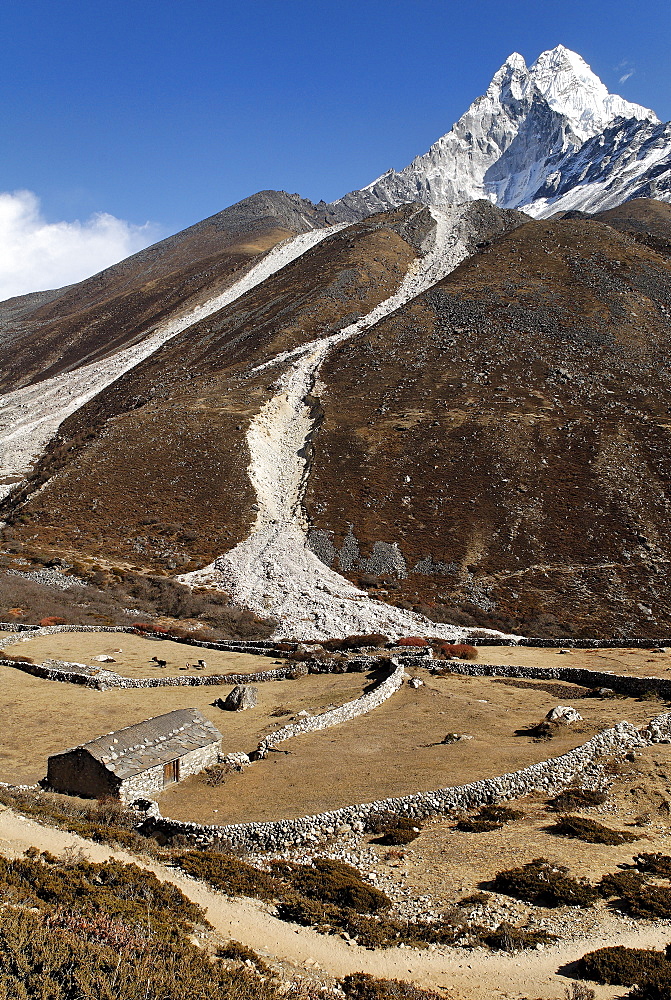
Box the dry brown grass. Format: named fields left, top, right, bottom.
left=161, top=670, right=656, bottom=824
left=0, top=664, right=367, bottom=785
left=3, top=630, right=286, bottom=679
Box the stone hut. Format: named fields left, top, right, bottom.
left=47, top=708, right=222, bottom=803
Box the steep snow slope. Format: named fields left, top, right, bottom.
left=330, top=45, right=660, bottom=221
left=522, top=117, right=671, bottom=216
left=180, top=207, right=513, bottom=640
left=0, top=226, right=345, bottom=499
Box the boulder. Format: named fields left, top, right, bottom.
left=92, top=654, right=116, bottom=663
left=408, top=677, right=423, bottom=688
left=219, top=685, right=258, bottom=711
left=546, top=705, right=582, bottom=724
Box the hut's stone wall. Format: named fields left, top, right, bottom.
left=47, top=749, right=119, bottom=799
left=116, top=741, right=220, bottom=803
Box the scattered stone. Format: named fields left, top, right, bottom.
left=408, top=677, right=423, bottom=688
left=546, top=705, right=582, bottom=724
left=92, top=654, right=116, bottom=663
left=222, top=752, right=251, bottom=768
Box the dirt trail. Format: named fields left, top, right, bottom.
left=1, top=807, right=667, bottom=1000
left=181, top=207, right=514, bottom=643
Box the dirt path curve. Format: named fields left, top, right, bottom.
left=0, top=807, right=668, bottom=1000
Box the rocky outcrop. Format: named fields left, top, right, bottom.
left=219, top=685, right=258, bottom=711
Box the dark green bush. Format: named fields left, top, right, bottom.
left=457, top=804, right=524, bottom=832
left=271, top=858, right=391, bottom=913
left=579, top=945, right=670, bottom=985
left=551, top=815, right=641, bottom=845
left=323, top=634, right=388, bottom=651
left=634, top=853, right=671, bottom=878
left=217, top=940, right=270, bottom=973
left=174, top=852, right=280, bottom=900
left=627, top=965, right=671, bottom=999
left=599, top=870, right=647, bottom=897
left=368, top=811, right=422, bottom=844
left=482, top=922, right=556, bottom=952
left=491, top=858, right=599, bottom=908
left=0, top=907, right=276, bottom=1000
left=340, top=973, right=441, bottom=1000
left=619, top=885, right=671, bottom=920
left=547, top=788, right=607, bottom=812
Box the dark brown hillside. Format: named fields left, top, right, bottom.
left=2, top=207, right=432, bottom=573
left=304, top=215, right=671, bottom=637
left=0, top=190, right=330, bottom=392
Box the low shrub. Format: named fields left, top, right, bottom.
left=271, top=858, right=391, bottom=913
left=627, top=965, right=671, bottom=999
left=217, top=940, right=270, bottom=973
left=491, top=858, right=599, bottom=908
left=579, top=945, right=670, bottom=985
left=599, top=870, right=647, bottom=898
left=395, top=637, right=429, bottom=648
left=551, top=815, right=641, bottom=845
left=340, top=973, right=441, bottom=1000
left=1, top=652, right=34, bottom=663
left=0, top=788, right=153, bottom=852
left=483, top=922, right=556, bottom=952
left=547, top=788, right=608, bottom=812
left=456, top=804, right=523, bottom=833
left=522, top=720, right=561, bottom=741
left=367, top=811, right=422, bottom=845
left=323, top=634, right=389, bottom=651
left=0, top=907, right=276, bottom=1000
left=38, top=615, right=67, bottom=626
left=634, top=853, right=671, bottom=878
left=433, top=643, right=478, bottom=660
left=173, top=852, right=280, bottom=900
left=618, top=885, right=671, bottom=920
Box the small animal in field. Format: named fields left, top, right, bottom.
left=150, top=656, right=167, bottom=668
left=196, top=659, right=207, bottom=669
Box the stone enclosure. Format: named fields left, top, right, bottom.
left=1, top=622, right=671, bottom=848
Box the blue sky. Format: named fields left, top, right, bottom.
left=1, top=0, right=670, bottom=295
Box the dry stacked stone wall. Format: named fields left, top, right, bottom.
left=143, top=713, right=671, bottom=850
left=437, top=660, right=671, bottom=699
left=256, top=661, right=404, bottom=756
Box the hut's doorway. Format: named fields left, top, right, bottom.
left=163, top=759, right=180, bottom=786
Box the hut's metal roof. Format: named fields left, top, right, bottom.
left=79, top=708, right=222, bottom=781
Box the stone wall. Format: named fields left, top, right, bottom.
left=118, top=742, right=220, bottom=804
left=143, top=712, right=671, bottom=851
left=256, top=661, right=404, bottom=756
left=435, top=660, right=671, bottom=699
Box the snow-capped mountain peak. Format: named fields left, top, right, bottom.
left=330, top=45, right=667, bottom=222
left=528, top=45, right=658, bottom=140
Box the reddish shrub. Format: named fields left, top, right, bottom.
left=39, top=616, right=67, bottom=627
left=434, top=643, right=478, bottom=660
left=133, top=622, right=168, bottom=634
left=396, top=637, right=429, bottom=647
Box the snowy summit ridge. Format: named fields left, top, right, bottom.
left=332, top=45, right=665, bottom=220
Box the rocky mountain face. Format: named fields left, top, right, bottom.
left=2, top=47, right=671, bottom=639
left=0, top=190, right=334, bottom=394
left=2, top=194, right=671, bottom=639
left=330, top=45, right=668, bottom=221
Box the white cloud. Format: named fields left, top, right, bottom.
left=619, top=70, right=634, bottom=84
left=0, top=190, right=160, bottom=301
